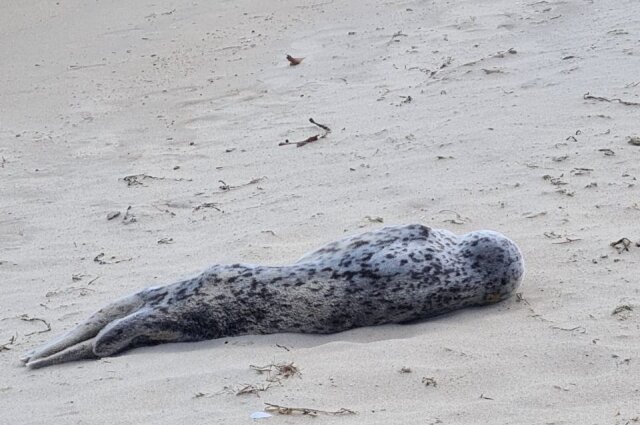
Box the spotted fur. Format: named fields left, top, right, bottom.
left=21, top=225, right=524, bottom=368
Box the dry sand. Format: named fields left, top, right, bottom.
left=1, top=0, right=639, bottom=423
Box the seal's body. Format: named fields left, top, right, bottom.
left=22, top=225, right=524, bottom=368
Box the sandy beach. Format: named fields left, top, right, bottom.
left=1, top=0, right=639, bottom=423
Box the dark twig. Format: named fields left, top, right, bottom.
left=515, top=292, right=530, bottom=306
left=0, top=335, right=17, bottom=352
left=122, top=205, right=137, bottom=224
left=598, top=148, right=615, bottom=156
left=612, top=305, right=633, bottom=317
left=309, top=118, right=330, bottom=132
left=87, top=276, right=100, bottom=285
left=583, top=93, right=640, bottom=106
left=279, top=134, right=319, bottom=147
left=20, top=315, right=51, bottom=336
left=280, top=118, right=331, bottom=147
left=611, top=238, right=632, bottom=253
left=193, top=202, right=222, bottom=212
left=275, top=343, right=291, bottom=352
left=387, top=30, right=407, bottom=45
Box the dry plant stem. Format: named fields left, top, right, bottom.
left=93, top=253, right=132, bottom=265
left=20, top=316, right=51, bottom=336
left=610, top=238, right=631, bottom=253
left=550, top=325, right=586, bottom=333
left=236, top=382, right=274, bottom=396
left=309, top=117, right=331, bottom=133
left=264, top=403, right=356, bottom=416
left=515, top=292, right=530, bottom=305
left=462, top=47, right=517, bottom=66
left=386, top=30, right=407, bottom=45
left=0, top=335, right=17, bottom=352
left=123, top=173, right=191, bottom=186
left=439, top=209, right=469, bottom=225
left=283, top=135, right=318, bottom=147
left=552, top=237, right=582, bottom=244
left=583, top=93, right=640, bottom=106
left=122, top=205, right=136, bottom=224
left=193, top=202, right=222, bottom=212
left=214, top=177, right=265, bottom=192
left=250, top=362, right=301, bottom=381
left=279, top=118, right=331, bottom=147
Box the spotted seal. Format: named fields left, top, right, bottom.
left=21, top=224, right=524, bottom=368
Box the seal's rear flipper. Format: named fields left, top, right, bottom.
left=25, top=339, right=98, bottom=369
left=21, top=294, right=144, bottom=367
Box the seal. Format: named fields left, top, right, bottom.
left=21, top=224, right=524, bottom=368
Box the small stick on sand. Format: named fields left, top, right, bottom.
left=193, top=202, right=222, bottom=212
left=213, top=177, right=266, bottom=193
left=550, top=325, right=586, bottom=333
left=309, top=117, right=331, bottom=132
left=20, top=315, right=51, bottom=336
left=264, top=403, right=356, bottom=416
left=0, top=335, right=17, bottom=352
left=123, top=173, right=192, bottom=187
left=583, top=93, right=640, bottom=106
left=250, top=362, right=301, bottom=381
left=610, top=238, right=631, bottom=253
left=235, top=383, right=275, bottom=396
left=275, top=343, right=290, bottom=352
left=122, top=205, right=136, bottom=224
left=386, top=30, right=407, bottom=45
left=552, top=237, right=582, bottom=244
left=279, top=118, right=331, bottom=147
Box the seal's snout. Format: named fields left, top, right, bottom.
left=460, top=230, right=525, bottom=304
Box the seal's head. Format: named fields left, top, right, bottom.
left=458, top=230, right=525, bottom=305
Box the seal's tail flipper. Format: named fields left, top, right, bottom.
left=22, top=294, right=144, bottom=368
left=93, top=309, right=182, bottom=357
left=24, top=338, right=97, bottom=369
